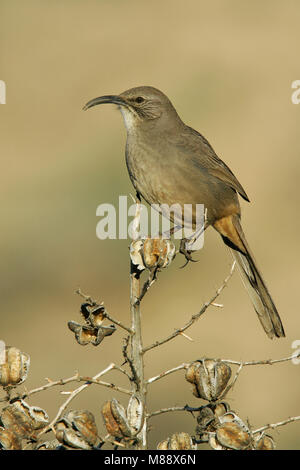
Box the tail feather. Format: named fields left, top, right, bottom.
left=215, top=214, right=285, bottom=339
left=230, top=248, right=285, bottom=338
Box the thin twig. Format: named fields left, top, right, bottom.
left=147, top=406, right=189, bottom=418
left=147, top=363, right=189, bottom=385
left=146, top=351, right=300, bottom=397
left=134, top=268, right=158, bottom=306
left=70, top=377, right=131, bottom=395
left=39, top=364, right=127, bottom=436
left=20, top=373, right=81, bottom=400
left=111, top=364, right=133, bottom=381
left=220, top=362, right=243, bottom=399
left=143, top=262, right=236, bottom=353
left=223, top=352, right=300, bottom=367
left=253, top=415, right=300, bottom=434
left=219, top=352, right=300, bottom=398
left=75, top=288, right=133, bottom=334
left=18, top=364, right=131, bottom=402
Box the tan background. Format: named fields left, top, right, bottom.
left=1, top=0, right=300, bottom=449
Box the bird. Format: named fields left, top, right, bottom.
left=83, top=86, right=285, bottom=339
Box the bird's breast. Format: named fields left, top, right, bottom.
left=124, top=134, right=240, bottom=225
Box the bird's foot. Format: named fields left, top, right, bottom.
left=179, top=239, right=198, bottom=268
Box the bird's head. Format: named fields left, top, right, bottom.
left=83, top=86, right=181, bottom=132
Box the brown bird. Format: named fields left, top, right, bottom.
left=83, top=86, right=285, bottom=339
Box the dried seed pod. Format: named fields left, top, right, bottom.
left=110, top=399, right=134, bottom=437
left=213, top=402, right=230, bottom=418
left=218, top=411, right=248, bottom=432
left=102, top=399, right=133, bottom=440
left=54, top=410, right=98, bottom=450
left=185, top=359, right=231, bottom=401
left=130, top=238, right=176, bottom=271
left=80, top=303, right=106, bottom=328
left=157, top=433, right=196, bottom=450
left=36, top=439, right=61, bottom=450
left=169, top=432, right=196, bottom=450
left=255, top=434, right=275, bottom=450
left=54, top=419, right=91, bottom=450
left=127, top=396, right=143, bottom=434
left=130, top=240, right=146, bottom=271
left=68, top=321, right=115, bottom=346
left=54, top=420, right=69, bottom=445
left=157, top=438, right=170, bottom=450
left=80, top=303, right=93, bottom=322
left=0, top=347, right=30, bottom=387
left=66, top=410, right=98, bottom=447
left=0, top=427, right=22, bottom=450
left=141, top=238, right=176, bottom=269
left=216, top=422, right=251, bottom=450
left=208, top=433, right=225, bottom=450
left=89, top=306, right=106, bottom=327
left=196, top=406, right=217, bottom=436
left=1, top=399, right=49, bottom=439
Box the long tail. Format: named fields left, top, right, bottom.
left=214, top=214, right=285, bottom=339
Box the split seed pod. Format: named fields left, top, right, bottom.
left=102, top=399, right=133, bottom=440
left=218, top=411, right=248, bottom=429
left=213, top=402, right=230, bottom=418
left=196, top=406, right=217, bottom=437
left=0, top=427, right=22, bottom=450
left=141, top=238, right=176, bottom=269
left=211, top=412, right=252, bottom=451
left=215, top=421, right=252, bottom=450
left=130, top=238, right=175, bottom=271
left=157, top=438, right=169, bottom=450
left=157, top=432, right=196, bottom=450
left=68, top=321, right=116, bottom=346
left=102, top=398, right=142, bottom=440
left=255, top=434, right=275, bottom=450
left=185, top=359, right=231, bottom=401
left=208, top=433, right=226, bottom=450
left=127, top=396, right=143, bottom=435
left=0, top=347, right=30, bottom=387
left=196, top=403, right=231, bottom=440
left=80, top=303, right=106, bottom=328
left=1, top=399, right=49, bottom=439
left=54, top=410, right=98, bottom=450
left=36, top=439, right=61, bottom=450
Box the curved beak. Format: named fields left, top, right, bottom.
left=83, top=95, right=127, bottom=111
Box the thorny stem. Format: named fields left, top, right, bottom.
left=129, top=261, right=147, bottom=450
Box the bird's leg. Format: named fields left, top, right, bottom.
left=161, top=224, right=182, bottom=239
left=179, top=220, right=206, bottom=267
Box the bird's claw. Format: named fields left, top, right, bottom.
left=179, top=239, right=198, bottom=268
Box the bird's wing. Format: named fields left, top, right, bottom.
left=184, top=126, right=250, bottom=202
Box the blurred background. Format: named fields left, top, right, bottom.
left=1, top=0, right=300, bottom=450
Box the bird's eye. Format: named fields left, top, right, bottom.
left=135, top=96, right=145, bottom=104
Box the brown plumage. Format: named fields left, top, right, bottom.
left=83, top=86, right=285, bottom=339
